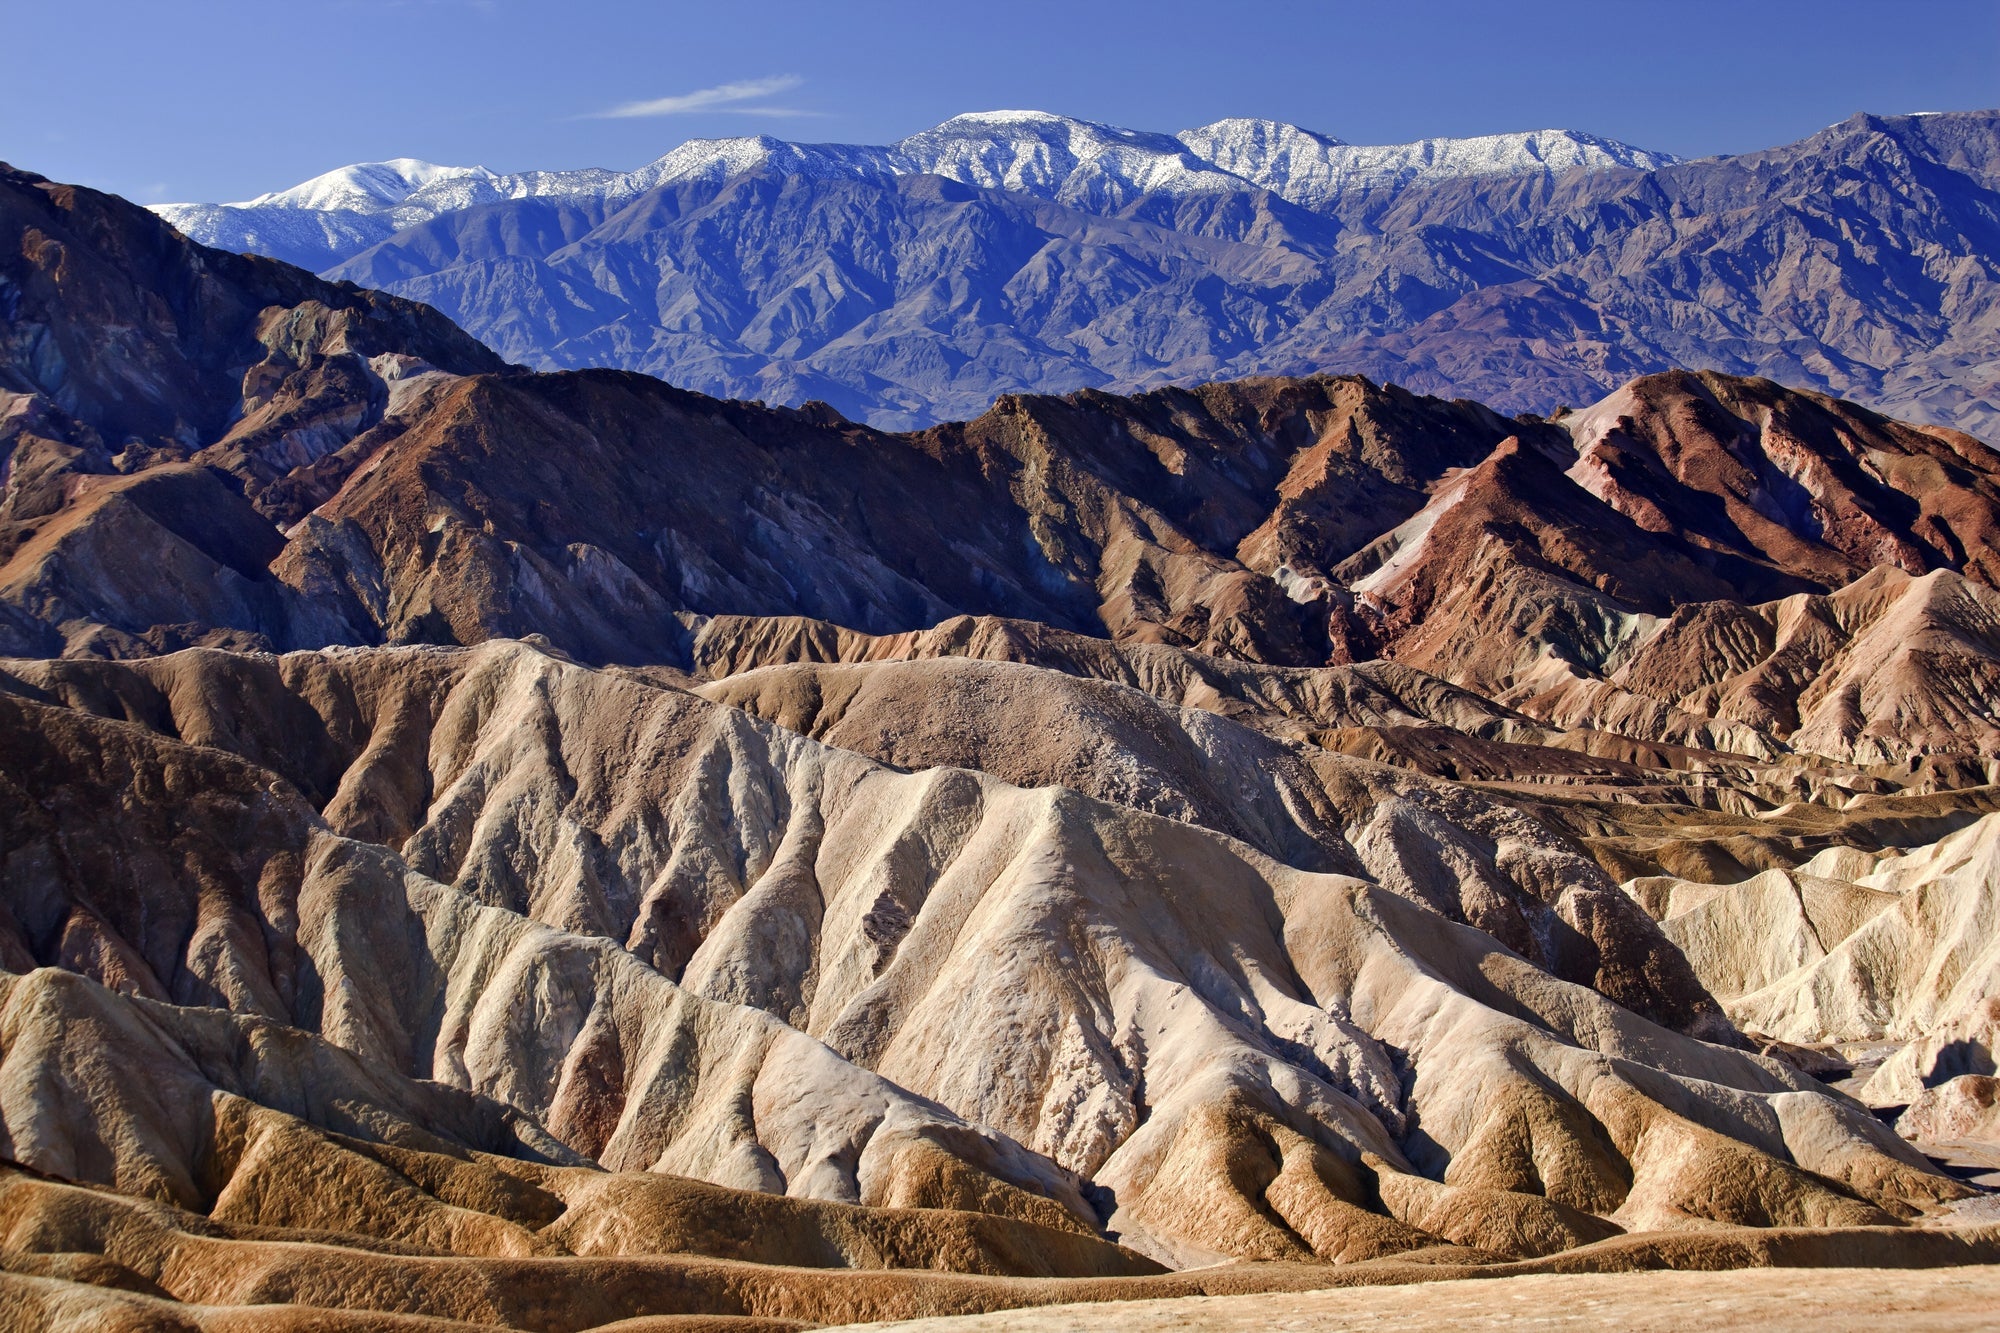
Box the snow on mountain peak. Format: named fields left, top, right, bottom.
left=629, top=111, right=1249, bottom=209
left=894, top=110, right=1251, bottom=204
left=241, top=158, right=492, bottom=213
left=625, top=135, right=901, bottom=197
left=1178, top=120, right=1678, bottom=209
left=932, top=109, right=1090, bottom=129
left=151, top=111, right=1680, bottom=271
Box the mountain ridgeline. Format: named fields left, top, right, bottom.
left=152, top=107, right=2000, bottom=439
left=5, top=158, right=2000, bottom=1326
left=9, top=158, right=2000, bottom=769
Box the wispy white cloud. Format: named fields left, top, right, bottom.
left=592, top=74, right=819, bottom=119
left=332, top=0, right=498, bottom=11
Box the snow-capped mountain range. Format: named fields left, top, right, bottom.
left=154, top=110, right=1675, bottom=270
left=143, top=109, right=2000, bottom=442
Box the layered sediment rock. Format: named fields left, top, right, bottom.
left=0, top=160, right=1997, bottom=1327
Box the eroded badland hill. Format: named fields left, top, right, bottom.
left=3, top=162, right=2000, bottom=1328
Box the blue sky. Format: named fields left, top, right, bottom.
left=13, top=0, right=1999, bottom=204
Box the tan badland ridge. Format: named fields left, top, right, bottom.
left=3, top=164, right=2000, bottom=1328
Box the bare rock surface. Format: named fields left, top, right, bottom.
left=1, top=161, right=1998, bottom=1326
left=692, top=652, right=1715, bottom=1030
left=12, top=168, right=2000, bottom=719
left=0, top=642, right=1974, bottom=1277
left=1620, top=812, right=2000, bottom=1110
left=1905, top=1079, right=2000, bottom=1144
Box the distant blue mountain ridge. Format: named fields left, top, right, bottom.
left=155, top=109, right=2000, bottom=439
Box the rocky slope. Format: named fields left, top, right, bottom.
left=12, top=161, right=2000, bottom=903
left=153, top=110, right=2000, bottom=438
left=0, top=644, right=1971, bottom=1258
left=1625, top=810, right=2000, bottom=1104
left=3, top=162, right=2000, bottom=1326
left=153, top=112, right=1673, bottom=273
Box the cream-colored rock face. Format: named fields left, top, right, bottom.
left=1900, top=1075, right=2000, bottom=1145
left=1651, top=869, right=1902, bottom=1007
left=1623, top=812, right=2000, bottom=1111
left=689, top=612, right=1542, bottom=746
left=0, top=638, right=1970, bottom=1278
